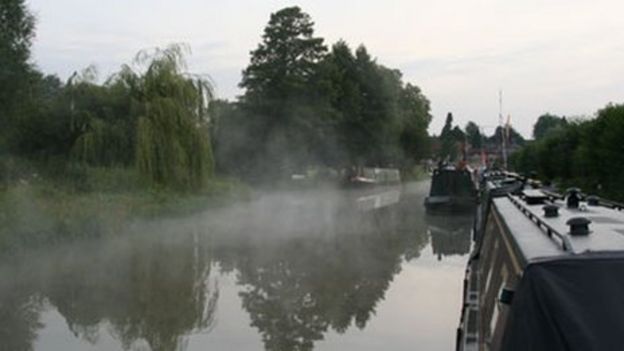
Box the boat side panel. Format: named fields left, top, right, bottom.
left=477, top=204, right=524, bottom=351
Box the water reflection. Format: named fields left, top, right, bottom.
left=0, top=282, right=42, bottom=351
left=213, top=186, right=429, bottom=350
left=232, top=219, right=414, bottom=349
left=0, top=228, right=218, bottom=351
left=0, top=183, right=466, bottom=351
left=426, top=214, right=473, bottom=260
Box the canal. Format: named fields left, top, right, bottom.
left=0, top=180, right=473, bottom=351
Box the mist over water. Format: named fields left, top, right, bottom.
left=0, top=181, right=472, bottom=351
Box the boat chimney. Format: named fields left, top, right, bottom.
left=523, top=189, right=548, bottom=205
left=586, top=195, right=600, bottom=206
left=567, top=217, right=591, bottom=236
left=566, top=188, right=582, bottom=209
left=543, top=204, right=559, bottom=218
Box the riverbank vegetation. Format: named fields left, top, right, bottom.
left=213, top=7, right=432, bottom=181
left=512, top=104, right=624, bottom=201
left=2, top=4, right=432, bottom=186
left=1, top=2, right=434, bottom=252
left=433, top=112, right=525, bottom=165
left=0, top=156, right=249, bottom=254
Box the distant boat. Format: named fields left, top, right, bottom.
left=424, top=166, right=477, bottom=214
left=343, top=167, right=401, bottom=187
left=355, top=189, right=401, bottom=211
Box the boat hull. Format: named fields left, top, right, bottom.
left=424, top=195, right=476, bottom=214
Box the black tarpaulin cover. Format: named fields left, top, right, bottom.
left=501, top=254, right=624, bottom=351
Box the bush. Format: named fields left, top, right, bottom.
left=513, top=103, right=624, bottom=200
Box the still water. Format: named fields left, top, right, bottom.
left=0, top=181, right=473, bottom=351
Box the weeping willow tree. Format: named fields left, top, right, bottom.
left=113, top=45, right=215, bottom=191
left=70, top=66, right=136, bottom=167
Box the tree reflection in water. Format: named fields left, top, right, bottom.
left=0, top=184, right=446, bottom=351
left=0, top=283, right=43, bottom=351
left=0, top=225, right=218, bottom=351
left=216, top=188, right=430, bottom=351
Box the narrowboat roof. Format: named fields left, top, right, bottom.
left=460, top=180, right=624, bottom=351
left=484, top=177, right=523, bottom=195
left=494, top=191, right=624, bottom=264
left=433, top=165, right=472, bottom=173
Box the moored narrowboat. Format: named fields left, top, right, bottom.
left=343, top=167, right=401, bottom=187
left=457, top=183, right=624, bottom=351
left=425, top=166, right=477, bottom=214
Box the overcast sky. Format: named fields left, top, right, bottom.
left=28, top=0, right=624, bottom=137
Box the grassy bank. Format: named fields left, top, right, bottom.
left=0, top=159, right=251, bottom=255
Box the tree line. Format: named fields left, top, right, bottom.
left=1, top=2, right=434, bottom=189
left=434, top=112, right=525, bottom=163
left=1, top=0, right=214, bottom=191
left=213, top=6, right=432, bottom=182
left=512, top=105, right=624, bottom=201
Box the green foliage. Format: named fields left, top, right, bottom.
left=211, top=100, right=260, bottom=177
left=436, top=117, right=526, bottom=164
left=241, top=6, right=327, bottom=104
left=9, top=72, right=71, bottom=157
left=512, top=104, right=624, bottom=201
left=488, top=125, right=525, bottom=146
left=237, top=6, right=330, bottom=178
left=120, top=45, right=215, bottom=190
left=0, top=0, right=35, bottom=129
left=465, top=121, right=482, bottom=149
left=532, top=113, right=567, bottom=140
left=440, top=112, right=453, bottom=136
left=399, top=83, right=431, bottom=162
left=5, top=42, right=216, bottom=192
left=0, top=171, right=250, bottom=254
left=0, top=0, right=51, bottom=161
left=328, top=44, right=418, bottom=166
left=68, top=68, right=136, bottom=166
left=223, top=9, right=432, bottom=181
left=438, top=113, right=461, bottom=161
left=4, top=2, right=433, bottom=189
left=1, top=0, right=217, bottom=193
